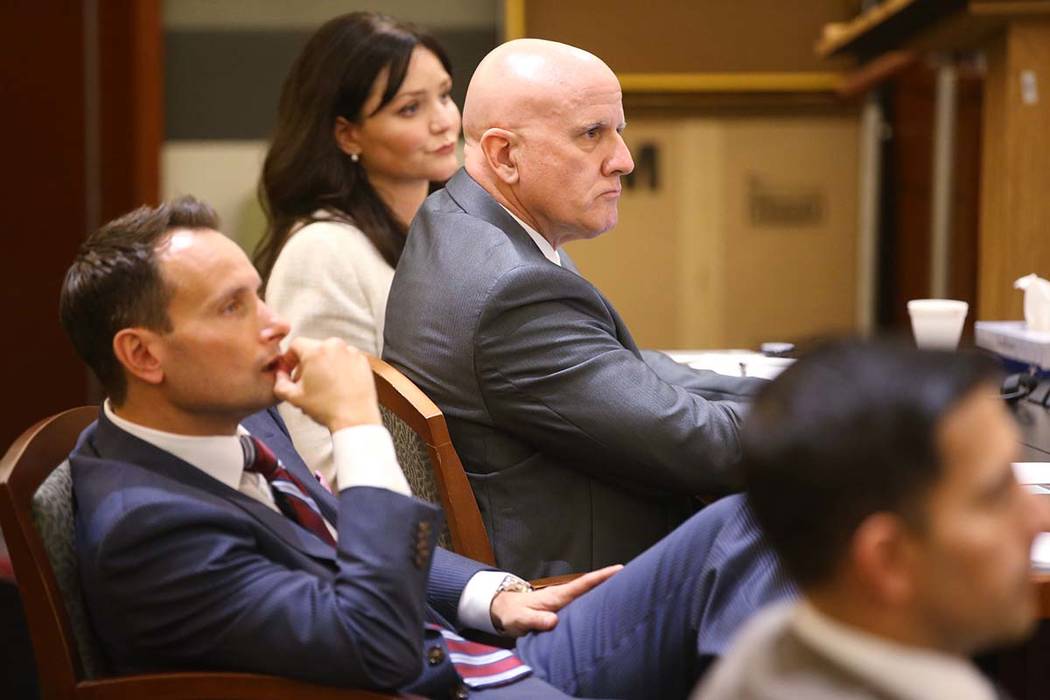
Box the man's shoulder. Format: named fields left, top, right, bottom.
left=403, top=204, right=553, bottom=294
left=698, top=602, right=895, bottom=700
left=414, top=187, right=508, bottom=244
left=413, top=172, right=531, bottom=254
left=70, top=428, right=202, bottom=512
left=71, top=448, right=218, bottom=559
left=696, top=602, right=801, bottom=698
left=69, top=413, right=273, bottom=524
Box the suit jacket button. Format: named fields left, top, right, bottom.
left=427, top=645, right=445, bottom=665
left=452, top=683, right=469, bottom=699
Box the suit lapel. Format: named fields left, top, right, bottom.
left=91, top=410, right=337, bottom=564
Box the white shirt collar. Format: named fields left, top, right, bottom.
left=498, top=204, right=561, bottom=266
left=103, top=400, right=248, bottom=492
left=792, top=601, right=996, bottom=700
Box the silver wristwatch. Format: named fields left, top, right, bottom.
left=495, top=574, right=533, bottom=596
left=491, top=575, right=533, bottom=633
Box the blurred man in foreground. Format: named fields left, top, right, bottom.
left=696, top=340, right=1050, bottom=700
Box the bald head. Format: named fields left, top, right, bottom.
left=461, top=38, right=633, bottom=248
left=462, top=39, right=617, bottom=152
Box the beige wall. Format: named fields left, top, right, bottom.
left=566, top=114, right=860, bottom=349
left=161, top=141, right=269, bottom=253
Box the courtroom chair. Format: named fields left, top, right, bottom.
left=367, top=356, right=577, bottom=589
left=0, top=406, right=416, bottom=700
left=368, top=355, right=496, bottom=565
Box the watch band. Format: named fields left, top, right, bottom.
left=491, top=574, right=534, bottom=633
left=495, top=574, right=534, bottom=595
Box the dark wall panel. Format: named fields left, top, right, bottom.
left=165, top=27, right=496, bottom=140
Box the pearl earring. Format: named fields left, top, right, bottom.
left=350, top=153, right=360, bottom=163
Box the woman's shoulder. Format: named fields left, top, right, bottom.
left=289, top=213, right=366, bottom=243
left=279, top=215, right=384, bottom=260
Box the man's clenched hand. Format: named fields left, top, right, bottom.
left=273, top=337, right=381, bottom=432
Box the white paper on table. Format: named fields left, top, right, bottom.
left=663, top=351, right=794, bottom=380
left=1032, top=533, right=1050, bottom=570
left=1009, top=464, right=1050, bottom=568
left=1012, top=462, right=1050, bottom=485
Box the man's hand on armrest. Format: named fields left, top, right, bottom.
left=488, top=564, right=622, bottom=637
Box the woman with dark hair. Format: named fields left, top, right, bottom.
left=256, top=11, right=460, bottom=482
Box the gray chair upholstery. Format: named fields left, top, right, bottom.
left=380, top=407, right=452, bottom=549
left=31, top=460, right=105, bottom=679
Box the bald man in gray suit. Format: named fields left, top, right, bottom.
left=384, top=39, right=764, bottom=579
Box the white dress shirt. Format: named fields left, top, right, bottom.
left=103, top=401, right=509, bottom=633
left=499, top=204, right=562, bottom=266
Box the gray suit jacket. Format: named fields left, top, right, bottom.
left=384, top=169, right=765, bottom=578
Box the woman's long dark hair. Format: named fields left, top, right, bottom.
left=255, top=12, right=452, bottom=279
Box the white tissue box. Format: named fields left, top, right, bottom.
left=975, top=321, right=1050, bottom=370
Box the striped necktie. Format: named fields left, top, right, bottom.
left=426, top=624, right=532, bottom=689
left=241, top=435, right=336, bottom=547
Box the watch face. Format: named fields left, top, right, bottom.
left=498, top=575, right=532, bottom=594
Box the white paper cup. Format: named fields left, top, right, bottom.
left=907, top=299, right=968, bottom=349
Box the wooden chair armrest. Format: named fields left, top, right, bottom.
left=530, top=573, right=582, bottom=590
left=76, top=671, right=423, bottom=700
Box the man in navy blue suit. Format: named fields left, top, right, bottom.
left=59, top=197, right=790, bottom=698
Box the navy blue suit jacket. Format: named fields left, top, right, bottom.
left=71, top=407, right=491, bottom=695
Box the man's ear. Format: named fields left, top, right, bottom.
left=333, top=116, right=361, bottom=159
left=479, top=128, right=519, bottom=184
left=112, top=328, right=165, bottom=386
left=849, top=512, right=916, bottom=606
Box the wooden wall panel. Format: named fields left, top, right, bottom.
left=99, top=0, right=163, bottom=219
left=0, top=4, right=92, bottom=450
left=979, top=19, right=1050, bottom=320
left=980, top=35, right=1008, bottom=318
left=886, top=62, right=983, bottom=331
left=0, top=1, right=161, bottom=450
left=520, top=0, right=857, bottom=73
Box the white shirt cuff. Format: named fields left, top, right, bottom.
left=457, top=570, right=509, bottom=635
left=332, top=424, right=412, bottom=496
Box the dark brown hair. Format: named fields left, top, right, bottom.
left=741, top=338, right=1000, bottom=588
left=59, top=196, right=220, bottom=405
left=254, top=12, right=451, bottom=279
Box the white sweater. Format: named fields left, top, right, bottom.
left=265, top=216, right=395, bottom=486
